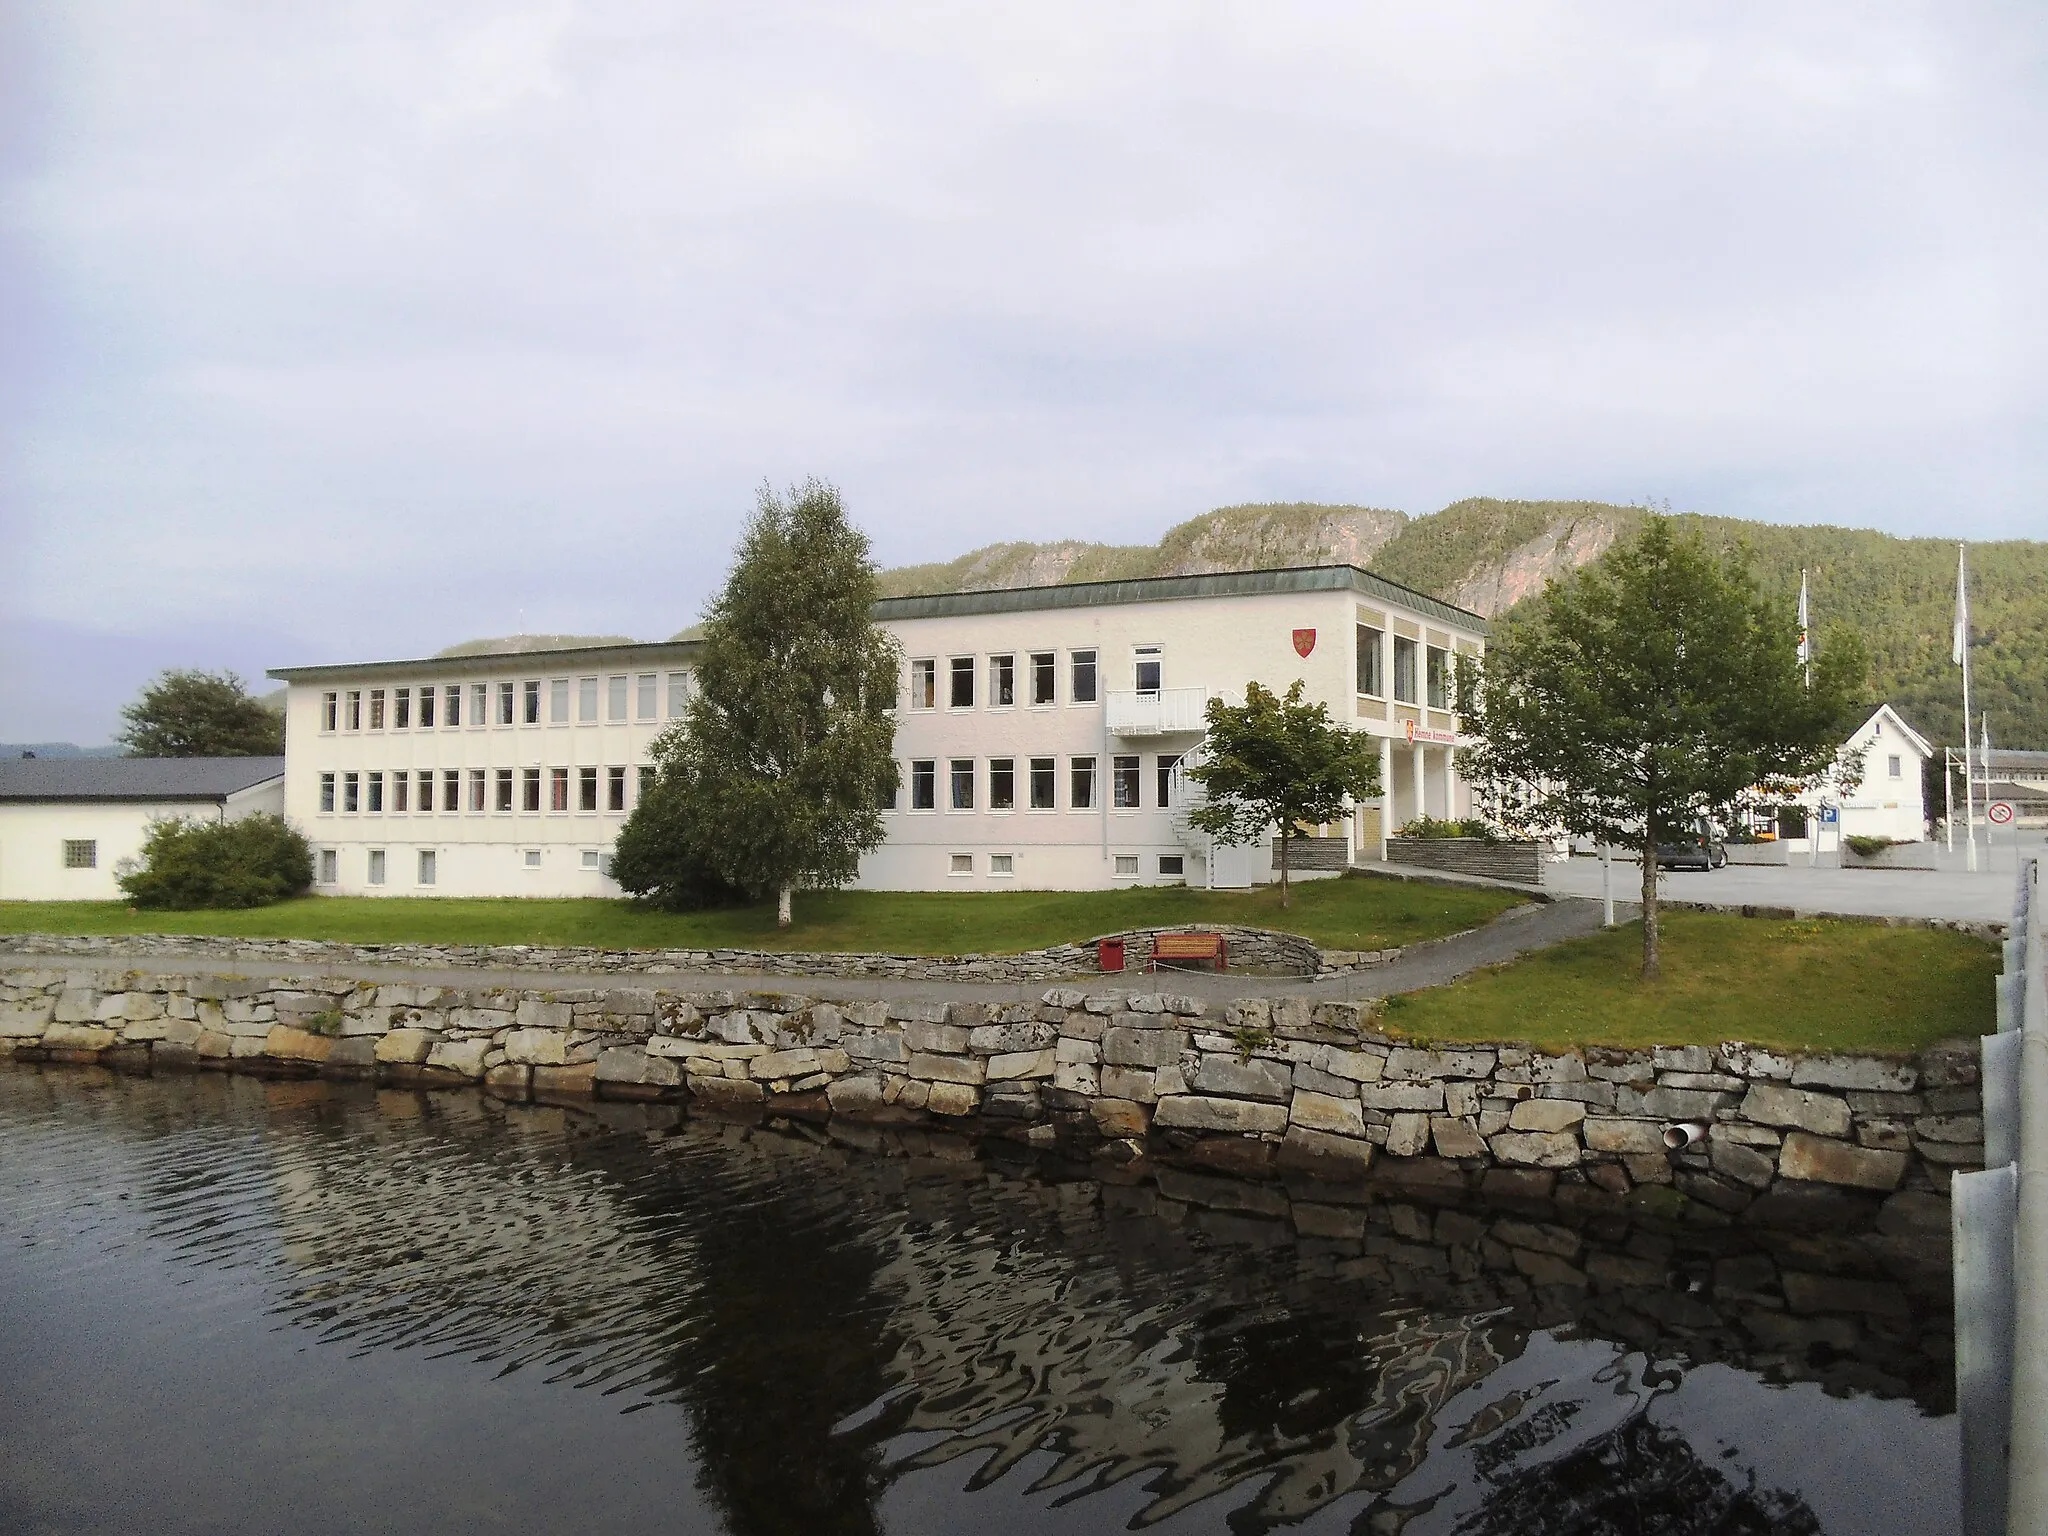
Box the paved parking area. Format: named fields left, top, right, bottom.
left=1542, top=837, right=2039, bottom=923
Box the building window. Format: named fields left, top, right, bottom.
left=581, top=849, right=601, bottom=869
left=1114, top=854, right=1139, bottom=877
left=1888, top=754, right=1902, bottom=778
left=909, top=659, right=937, bottom=709
left=990, top=654, right=1015, bottom=707
left=321, top=692, right=339, bottom=731
left=550, top=678, right=570, bottom=723
left=445, top=770, right=461, bottom=812
left=451, top=684, right=469, bottom=726
left=417, top=771, right=434, bottom=811
left=1029, top=757, right=1056, bottom=810
left=522, top=768, right=541, bottom=812
left=1133, top=646, right=1162, bottom=694
left=989, top=758, right=1015, bottom=810
left=1159, top=854, right=1185, bottom=877
left=394, top=687, right=411, bottom=729
left=418, top=850, right=436, bottom=886
left=63, top=839, right=96, bottom=869
left=367, top=772, right=385, bottom=813
left=949, top=657, right=975, bottom=709
left=494, top=769, right=514, bottom=812
left=1071, top=650, right=1098, bottom=704
left=343, top=772, right=360, bottom=813
left=1157, top=754, right=1180, bottom=808
left=637, top=765, right=657, bottom=801
left=367, top=849, right=386, bottom=886
left=523, top=680, right=541, bottom=725
left=1070, top=756, right=1096, bottom=809
left=607, top=766, right=626, bottom=812
left=578, top=766, right=598, bottom=811
left=345, top=690, right=362, bottom=730
left=949, top=853, right=973, bottom=876
left=418, top=688, right=436, bottom=729
left=608, top=675, right=628, bottom=721
left=990, top=854, right=1014, bottom=876
left=667, top=672, right=689, bottom=719
left=579, top=676, right=599, bottom=722
left=467, top=683, right=484, bottom=726
left=317, top=849, right=337, bottom=884
left=1356, top=625, right=1384, bottom=697
left=1112, top=755, right=1141, bottom=808
left=910, top=759, right=937, bottom=810
left=497, top=681, right=515, bottom=725
left=1392, top=637, right=1418, bottom=704
left=1426, top=646, right=1449, bottom=710
left=319, top=772, right=336, bottom=813
left=637, top=674, right=657, bottom=719
left=1030, top=652, right=1056, bottom=706
left=524, top=849, right=542, bottom=869
left=877, top=769, right=898, bottom=811
left=368, top=689, right=386, bottom=730
left=392, top=772, right=408, bottom=813
left=950, top=758, right=975, bottom=809
left=550, top=767, right=570, bottom=812
left=470, top=769, right=487, bottom=812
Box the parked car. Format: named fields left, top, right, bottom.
left=1655, top=828, right=1727, bottom=870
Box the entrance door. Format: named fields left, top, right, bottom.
left=1207, top=843, right=1254, bottom=889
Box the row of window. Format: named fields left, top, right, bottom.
left=320, top=673, right=689, bottom=733
left=907, top=648, right=1132, bottom=710
left=314, top=846, right=613, bottom=885
left=942, top=851, right=1185, bottom=878
left=885, top=754, right=1181, bottom=812
left=1354, top=625, right=1454, bottom=709
left=317, top=766, right=647, bottom=815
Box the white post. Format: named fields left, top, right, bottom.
left=1378, top=736, right=1392, bottom=861
left=1947, top=751, right=1956, bottom=854
left=1412, top=743, right=1427, bottom=825
left=1601, top=843, right=1614, bottom=927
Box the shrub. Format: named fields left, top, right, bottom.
left=118, top=814, right=314, bottom=909
left=1394, top=816, right=1500, bottom=841
left=1844, top=835, right=1900, bottom=859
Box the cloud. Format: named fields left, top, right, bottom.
left=2, top=0, right=2042, bottom=740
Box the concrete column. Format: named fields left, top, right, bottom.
left=1412, top=743, right=1427, bottom=824
left=1446, top=749, right=1463, bottom=820
left=1378, top=736, right=1393, bottom=861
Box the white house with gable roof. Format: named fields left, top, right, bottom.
left=268, top=565, right=1487, bottom=896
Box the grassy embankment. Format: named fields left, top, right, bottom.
left=0, top=874, right=1524, bottom=957
left=1386, top=911, right=1997, bottom=1056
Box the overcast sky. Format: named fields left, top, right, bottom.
left=3, top=2, right=2043, bottom=743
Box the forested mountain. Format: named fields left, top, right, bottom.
left=876, top=499, right=2047, bottom=749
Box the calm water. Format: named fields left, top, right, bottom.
left=0, top=1066, right=1959, bottom=1535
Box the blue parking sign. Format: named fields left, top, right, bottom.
left=1820, top=806, right=1839, bottom=824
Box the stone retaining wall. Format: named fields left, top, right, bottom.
left=1, top=964, right=1979, bottom=1211
left=1385, top=838, right=1543, bottom=883
left=1270, top=835, right=1350, bottom=872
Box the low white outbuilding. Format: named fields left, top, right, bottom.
left=1799, top=704, right=1932, bottom=844
left=0, top=757, right=287, bottom=901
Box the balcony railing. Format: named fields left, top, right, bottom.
left=1106, top=687, right=1210, bottom=736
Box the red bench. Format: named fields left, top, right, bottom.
left=1149, top=932, right=1227, bottom=972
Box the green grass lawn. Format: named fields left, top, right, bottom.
left=1384, top=911, right=1997, bottom=1055
left=0, top=873, right=1525, bottom=957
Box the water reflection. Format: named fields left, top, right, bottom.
left=0, top=1067, right=1956, bottom=1534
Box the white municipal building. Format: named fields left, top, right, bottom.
left=269, top=565, right=1487, bottom=897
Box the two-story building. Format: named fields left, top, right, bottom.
left=268, top=565, right=1486, bottom=895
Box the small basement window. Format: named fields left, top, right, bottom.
left=524, top=849, right=543, bottom=868
left=1159, top=855, right=1184, bottom=877
left=367, top=849, right=386, bottom=886
left=417, top=850, right=436, bottom=886
left=581, top=849, right=601, bottom=869
left=1113, top=855, right=1139, bottom=877
left=989, top=853, right=1014, bottom=875
left=317, top=849, right=338, bottom=884
left=949, top=853, right=973, bottom=875
left=64, top=839, right=97, bottom=869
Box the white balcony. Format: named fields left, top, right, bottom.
left=1106, top=687, right=1210, bottom=737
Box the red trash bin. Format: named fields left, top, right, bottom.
left=1099, top=938, right=1126, bottom=972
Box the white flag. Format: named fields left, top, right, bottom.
left=1952, top=545, right=1969, bottom=666
left=1796, top=570, right=1810, bottom=666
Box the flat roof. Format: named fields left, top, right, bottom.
left=268, top=639, right=704, bottom=685
left=871, top=563, right=1490, bottom=631
left=0, top=756, right=286, bottom=803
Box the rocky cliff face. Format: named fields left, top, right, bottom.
left=1446, top=511, right=1632, bottom=617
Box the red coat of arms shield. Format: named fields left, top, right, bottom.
left=1292, top=628, right=1316, bottom=658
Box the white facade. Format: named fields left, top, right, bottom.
left=268, top=646, right=698, bottom=898
left=0, top=774, right=285, bottom=901
left=270, top=567, right=1486, bottom=897
left=1800, top=704, right=1931, bottom=844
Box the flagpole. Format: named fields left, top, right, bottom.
left=1959, top=545, right=1978, bottom=872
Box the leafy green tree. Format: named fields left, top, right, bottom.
left=618, top=479, right=900, bottom=925
left=118, top=813, right=313, bottom=908
left=1185, top=680, right=1382, bottom=908
left=1459, top=518, right=1864, bottom=977
left=118, top=669, right=284, bottom=757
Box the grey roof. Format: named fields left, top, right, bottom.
left=269, top=639, right=703, bottom=684
left=871, top=564, right=1490, bottom=632
left=0, top=756, right=286, bottom=804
